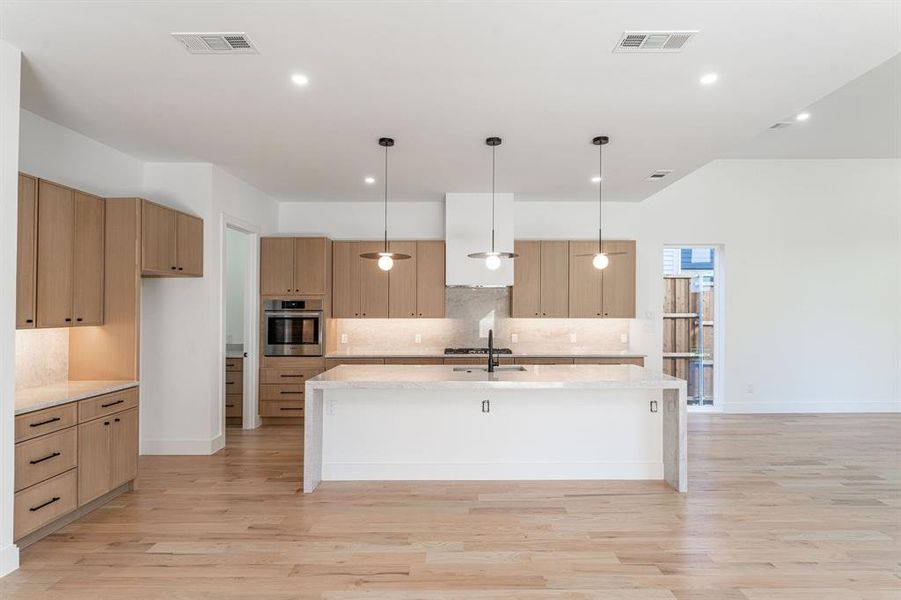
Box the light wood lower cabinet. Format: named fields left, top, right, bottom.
left=78, top=407, right=138, bottom=506
left=260, top=358, right=324, bottom=421
left=225, top=357, right=244, bottom=423
left=14, top=387, right=139, bottom=544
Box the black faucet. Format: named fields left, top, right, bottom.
left=487, top=329, right=497, bottom=373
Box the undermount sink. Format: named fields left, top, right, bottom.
left=452, top=365, right=528, bottom=373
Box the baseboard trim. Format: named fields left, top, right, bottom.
left=141, top=437, right=223, bottom=455
left=0, top=543, right=19, bottom=578
left=724, top=400, right=901, bottom=414
left=323, top=461, right=664, bottom=481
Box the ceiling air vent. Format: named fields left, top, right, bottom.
left=646, top=170, right=673, bottom=180
left=172, top=32, right=259, bottom=54
left=613, top=31, right=698, bottom=53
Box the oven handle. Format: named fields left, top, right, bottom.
left=265, top=311, right=323, bottom=318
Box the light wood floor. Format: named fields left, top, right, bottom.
left=2, top=414, right=899, bottom=599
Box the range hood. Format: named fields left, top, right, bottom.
left=445, top=193, right=514, bottom=287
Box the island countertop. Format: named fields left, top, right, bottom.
left=306, top=364, right=682, bottom=391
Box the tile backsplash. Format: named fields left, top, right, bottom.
left=335, top=288, right=630, bottom=354
left=15, top=328, right=69, bottom=390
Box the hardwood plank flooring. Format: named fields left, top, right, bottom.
left=1, top=414, right=899, bottom=599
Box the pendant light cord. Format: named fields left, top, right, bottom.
left=383, top=143, right=389, bottom=252
left=598, top=140, right=603, bottom=254
left=491, top=143, right=496, bottom=252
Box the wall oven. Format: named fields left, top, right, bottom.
left=263, top=299, right=324, bottom=357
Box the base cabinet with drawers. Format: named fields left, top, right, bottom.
left=259, top=357, right=323, bottom=421
left=225, top=357, right=244, bottom=423
left=13, top=386, right=139, bottom=544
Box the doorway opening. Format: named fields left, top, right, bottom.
left=662, top=246, right=724, bottom=409
left=223, top=220, right=260, bottom=441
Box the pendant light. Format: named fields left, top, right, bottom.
left=580, top=135, right=624, bottom=269
left=360, top=137, right=410, bottom=271
left=467, top=136, right=517, bottom=270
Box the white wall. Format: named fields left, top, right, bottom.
left=279, top=159, right=901, bottom=413
left=0, top=39, right=21, bottom=578
left=280, top=200, right=444, bottom=239
left=225, top=228, right=248, bottom=344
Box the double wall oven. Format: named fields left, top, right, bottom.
left=263, top=299, right=324, bottom=357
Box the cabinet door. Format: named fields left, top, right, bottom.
left=260, top=237, right=295, bottom=295
left=141, top=201, right=177, bottom=275
left=109, top=408, right=138, bottom=488
left=331, top=241, right=361, bottom=317
left=16, top=174, right=37, bottom=328
left=388, top=241, right=417, bottom=318
left=568, top=241, right=602, bottom=318
left=36, top=181, right=75, bottom=327
left=73, top=192, right=105, bottom=325
left=77, top=417, right=112, bottom=505
left=539, top=241, right=569, bottom=317
left=415, top=241, right=445, bottom=318
left=601, top=240, right=636, bottom=318
left=176, top=212, right=203, bottom=276
left=512, top=241, right=541, bottom=318
left=294, top=237, right=327, bottom=295
left=358, top=241, right=389, bottom=318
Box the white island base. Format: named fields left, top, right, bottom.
left=304, top=365, right=687, bottom=493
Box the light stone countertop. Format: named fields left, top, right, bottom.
left=16, top=380, right=139, bottom=415
left=306, top=364, right=680, bottom=391
left=325, top=351, right=647, bottom=359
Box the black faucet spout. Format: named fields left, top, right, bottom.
left=487, top=329, right=495, bottom=373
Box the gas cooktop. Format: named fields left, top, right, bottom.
left=444, top=347, right=513, bottom=355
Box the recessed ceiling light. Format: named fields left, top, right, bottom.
left=796, top=112, right=811, bottom=121
left=291, top=73, right=309, bottom=86
left=591, top=176, right=602, bottom=183
left=699, top=72, right=718, bottom=85
left=364, top=176, right=375, bottom=184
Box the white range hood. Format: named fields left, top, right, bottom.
left=444, top=193, right=514, bottom=287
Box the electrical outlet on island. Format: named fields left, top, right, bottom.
left=414, top=334, right=422, bottom=344
left=569, top=333, right=577, bottom=343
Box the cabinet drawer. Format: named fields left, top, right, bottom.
left=79, top=387, right=139, bottom=423
left=260, top=398, right=304, bottom=418
left=225, top=358, right=244, bottom=372
left=15, top=427, right=78, bottom=492
left=225, top=372, right=244, bottom=394
left=15, top=403, right=78, bottom=443
left=260, top=368, right=321, bottom=384
left=260, top=384, right=304, bottom=401
left=14, top=468, right=77, bottom=540
left=225, top=394, right=243, bottom=418
left=261, top=356, right=324, bottom=369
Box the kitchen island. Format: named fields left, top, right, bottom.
left=304, top=364, right=687, bottom=493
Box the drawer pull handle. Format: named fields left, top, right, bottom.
left=226, top=404, right=234, bottom=408
left=101, top=399, right=124, bottom=408
left=30, top=417, right=61, bottom=428
left=279, top=407, right=303, bottom=411
left=226, top=381, right=235, bottom=385
left=29, top=452, right=61, bottom=465
left=280, top=374, right=303, bottom=378
left=30, top=497, right=60, bottom=512
left=280, top=391, right=302, bottom=395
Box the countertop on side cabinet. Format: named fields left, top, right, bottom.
left=325, top=351, right=647, bottom=359
left=16, top=380, right=139, bottom=415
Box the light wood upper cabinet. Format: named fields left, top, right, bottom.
left=332, top=241, right=361, bottom=317
left=73, top=192, right=105, bottom=325
left=415, top=241, right=445, bottom=318
left=601, top=240, right=636, bottom=318
left=141, top=200, right=176, bottom=275
left=569, top=241, right=603, bottom=318
left=16, top=174, right=37, bottom=328
left=260, top=237, right=295, bottom=295
left=512, top=241, right=568, bottom=318
left=540, top=241, right=569, bottom=317
left=36, top=181, right=76, bottom=328
left=260, top=237, right=329, bottom=296
left=176, top=213, right=203, bottom=276
left=141, top=200, right=203, bottom=277
left=358, top=241, right=389, bottom=318
left=388, top=241, right=417, bottom=318
left=512, top=241, right=541, bottom=318
left=294, top=237, right=328, bottom=295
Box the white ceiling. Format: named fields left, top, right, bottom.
left=2, top=1, right=900, bottom=202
